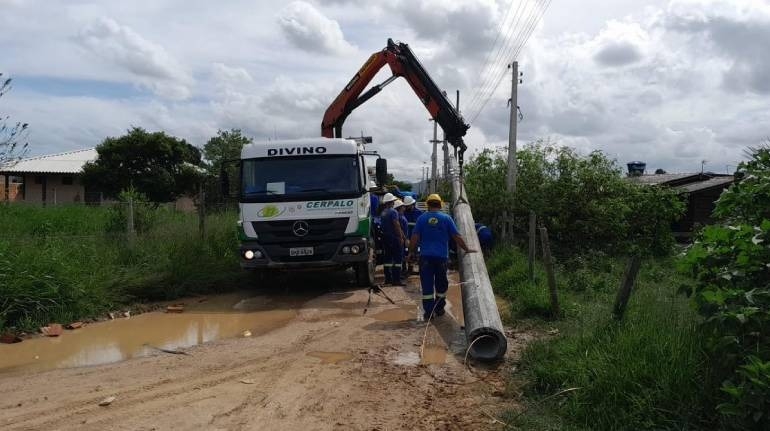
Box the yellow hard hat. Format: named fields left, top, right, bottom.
left=426, top=193, right=442, bottom=204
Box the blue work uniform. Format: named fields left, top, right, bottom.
left=475, top=223, right=493, bottom=251
left=404, top=207, right=423, bottom=238
left=413, top=211, right=459, bottom=318
left=381, top=207, right=403, bottom=284
left=400, top=213, right=409, bottom=277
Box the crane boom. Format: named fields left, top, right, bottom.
left=322, top=39, right=470, bottom=169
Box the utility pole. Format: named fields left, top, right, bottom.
left=506, top=61, right=519, bottom=194
left=430, top=119, right=439, bottom=194
left=443, top=90, right=459, bottom=179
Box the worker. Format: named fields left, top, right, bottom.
left=369, top=181, right=380, bottom=219
left=394, top=199, right=409, bottom=283
left=408, top=194, right=475, bottom=319
left=402, top=196, right=422, bottom=275
left=402, top=196, right=423, bottom=237
left=381, top=193, right=406, bottom=286
left=475, top=223, right=494, bottom=255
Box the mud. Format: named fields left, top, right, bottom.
left=307, top=351, right=353, bottom=364
left=0, top=269, right=529, bottom=431
left=0, top=293, right=305, bottom=374
left=371, top=306, right=415, bottom=322
left=421, top=345, right=448, bottom=364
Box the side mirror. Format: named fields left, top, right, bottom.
left=376, top=158, right=388, bottom=186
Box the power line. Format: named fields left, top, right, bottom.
left=468, top=0, right=551, bottom=124
left=465, top=0, right=526, bottom=113
left=466, top=0, right=541, bottom=117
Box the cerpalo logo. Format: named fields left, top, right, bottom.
left=257, top=204, right=286, bottom=218
left=306, top=200, right=355, bottom=211
left=267, top=146, right=327, bottom=156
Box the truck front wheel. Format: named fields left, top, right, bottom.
left=355, top=246, right=376, bottom=287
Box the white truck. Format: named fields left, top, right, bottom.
left=232, top=137, right=385, bottom=286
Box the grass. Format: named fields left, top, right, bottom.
left=0, top=203, right=245, bottom=332
left=488, top=246, right=715, bottom=430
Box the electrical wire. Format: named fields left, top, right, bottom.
left=466, top=0, right=538, bottom=116
left=468, top=0, right=545, bottom=118
left=467, top=0, right=551, bottom=124
left=465, top=0, right=525, bottom=113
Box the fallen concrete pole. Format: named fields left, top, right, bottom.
left=449, top=158, right=507, bottom=361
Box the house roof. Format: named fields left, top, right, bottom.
left=627, top=173, right=704, bottom=186
left=678, top=176, right=735, bottom=193
left=0, top=148, right=97, bottom=174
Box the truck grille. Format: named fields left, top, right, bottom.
left=251, top=218, right=349, bottom=244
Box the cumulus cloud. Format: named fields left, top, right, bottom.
left=665, top=0, right=770, bottom=94
left=594, top=41, right=643, bottom=66
left=75, top=17, right=192, bottom=99
left=277, top=1, right=355, bottom=55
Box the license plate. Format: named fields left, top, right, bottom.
left=289, top=247, right=314, bottom=257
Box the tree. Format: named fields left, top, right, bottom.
left=202, top=129, right=251, bottom=203
left=0, top=74, right=28, bottom=167
left=203, top=129, right=251, bottom=174
left=81, top=127, right=203, bottom=202
left=464, top=141, right=684, bottom=255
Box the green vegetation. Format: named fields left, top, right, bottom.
left=681, top=146, right=770, bottom=430
left=0, top=73, right=29, bottom=165
left=80, top=127, right=204, bottom=202
left=488, top=247, right=710, bottom=430
left=470, top=142, right=770, bottom=430
left=464, top=143, right=684, bottom=255
left=0, top=203, right=242, bottom=332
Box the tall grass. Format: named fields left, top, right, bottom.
left=0, top=204, right=242, bottom=331
left=488, top=246, right=713, bottom=430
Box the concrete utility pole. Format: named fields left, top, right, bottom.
left=430, top=119, right=439, bottom=194
left=443, top=90, right=459, bottom=179
left=506, top=61, right=519, bottom=194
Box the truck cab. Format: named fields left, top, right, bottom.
left=237, top=138, right=378, bottom=286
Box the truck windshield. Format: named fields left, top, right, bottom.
left=241, top=155, right=361, bottom=202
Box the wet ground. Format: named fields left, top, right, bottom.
left=0, top=269, right=521, bottom=431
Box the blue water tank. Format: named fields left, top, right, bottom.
left=627, top=161, right=646, bottom=177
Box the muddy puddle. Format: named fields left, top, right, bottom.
left=0, top=293, right=304, bottom=374
left=307, top=351, right=353, bottom=364
left=371, top=307, right=415, bottom=322
left=421, top=345, right=448, bottom=365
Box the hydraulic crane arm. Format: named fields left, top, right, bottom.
left=322, top=39, right=470, bottom=169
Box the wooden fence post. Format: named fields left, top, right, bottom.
left=539, top=227, right=560, bottom=317
left=613, top=255, right=642, bottom=320
left=126, top=195, right=136, bottom=245
left=528, top=211, right=536, bottom=282
left=198, top=184, right=206, bottom=240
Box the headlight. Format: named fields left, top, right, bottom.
left=254, top=250, right=263, bottom=259
left=351, top=245, right=360, bottom=254
left=244, top=250, right=255, bottom=260
left=342, top=246, right=351, bottom=254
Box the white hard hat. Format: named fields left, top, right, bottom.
left=382, top=193, right=397, bottom=203
left=368, top=181, right=377, bottom=189
left=393, top=199, right=404, bottom=209
left=403, top=196, right=416, bottom=206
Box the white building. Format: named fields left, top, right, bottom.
left=0, top=149, right=99, bottom=204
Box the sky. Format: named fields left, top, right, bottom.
left=1, top=0, right=768, bottom=180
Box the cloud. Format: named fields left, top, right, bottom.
left=594, top=41, right=643, bottom=66
left=75, top=17, right=192, bottom=99
left=665, top=0, right=770, bottom=94
left=277, top=1, right=355, bottom=55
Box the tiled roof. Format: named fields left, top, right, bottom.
left=0, top=148, right=97, bottom=174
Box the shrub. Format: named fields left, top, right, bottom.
left=682, top=146, right=770, bottom=430
left=464, top=142, right=684, bottom=256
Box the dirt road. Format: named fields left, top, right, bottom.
left=0, top=270, right=526, bottom=431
